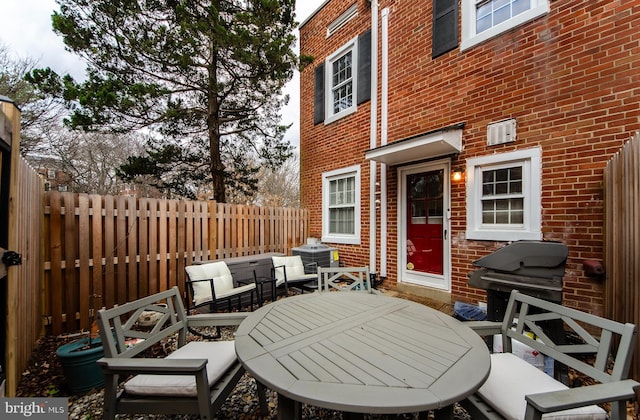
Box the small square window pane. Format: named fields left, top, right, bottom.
left=510, top=181, right=522, bottom=193
left=511, top=210, right=524, bottom=224
left=496, top=182, right=508, bottom=195
left=494, top=6, right=510, bottom=25
left=495, top=199, right=509, bottom=210
left=477, top=16, right=492, bottom=33
left=496, top=169, right=509, bottom=182
left=477, top=1, right=492, bottom=18
left=482, top=211, right=494, bottom=224
left=513, top=0, right=530, bottom=15
left=495, top=211, right=510, bottom=223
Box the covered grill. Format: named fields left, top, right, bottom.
left=468, top=240, right=568, bottom=322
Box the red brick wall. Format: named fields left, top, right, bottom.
left=299, top=0, right=640, bottom=316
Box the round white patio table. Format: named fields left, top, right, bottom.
left=234, top=292, right=490, bottom=419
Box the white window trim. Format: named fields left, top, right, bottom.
left=324, top=37, right=358, bottom=125
left=466, top=148, right=542, bottom=241
left=322, top=165, right=361, bottom=245
left=461, top=0, right=549, bottom=51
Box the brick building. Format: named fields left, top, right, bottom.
left=299, top=0, right=640, bottom=315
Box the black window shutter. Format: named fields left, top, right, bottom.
left=432, top=0, right=458, bottom=59
left=357, top=29, right=371, bottom=105
left=314, top=63, right=325, bottom=125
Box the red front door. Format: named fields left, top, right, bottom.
left=406, top=170, right=444, bottom=275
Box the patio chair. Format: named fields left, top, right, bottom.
left=317, top=266, right=372, bottom=292
left=185, top=261, right=257, bottom=313
left=271, top=255, right=317, bottom=295
left=96, top=287, right=267, bottom=420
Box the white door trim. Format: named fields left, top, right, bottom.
left=397, top=159, right=452, bottom=291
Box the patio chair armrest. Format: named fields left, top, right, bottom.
left=272, top=264, right=287, bottom=278
left=187, top=277, right=215, bottom=284
left=187, top=312, right=250, bottom=327
left=97, top=357, right=208, bottom=375
left=304, top=262, right=318, bottom=273
left=464, top=320, right=502, bottom=336
left=525, top=379, right=640, bottom=415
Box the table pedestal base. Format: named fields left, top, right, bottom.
left=434, top=405, right=454, bottom=420
left=277, top=394, right=301, bottom=420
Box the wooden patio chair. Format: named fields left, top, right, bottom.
left=96, top=287, right=267, bottom=420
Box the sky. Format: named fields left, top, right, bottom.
left=0, top=0, right=326, bottom=147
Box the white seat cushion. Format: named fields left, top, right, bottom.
left=272, top=256, right=305, bottom=280
left=185, top=262, right=236, bottom=306
left=272, top=256, right=316, bottom=285
left=124, top=341, right=237, bottom=397
left=478, top=353, right=606, bottom=420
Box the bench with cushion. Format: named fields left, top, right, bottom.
left=461, top=290, right=639, bottom=420
left=96, top=286, right=266, bottom=420
left=185, top=261, right=257, bottom=313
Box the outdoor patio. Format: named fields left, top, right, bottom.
left=17, top=290, right=471, bottom=419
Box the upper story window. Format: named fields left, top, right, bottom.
left=314, top=31, right=371, bottom=125
left=466, top=148, right=542, bottom=241
left=322, top=165, right=361, bottom=244
left=461, top=0, right=549, bottom=50
left=325, top=38, right=357, bottom=123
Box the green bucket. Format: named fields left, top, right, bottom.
left=56, top=336, right=105, bottom=395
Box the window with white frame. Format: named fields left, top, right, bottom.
left=466, top=148, right=542, bottom=241
left=325, top=37, right=358, bottom=124
left=461, top=0, right=549, bottom=50
left=322, top=165, right=361, bottom=244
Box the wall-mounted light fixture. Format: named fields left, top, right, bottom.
left=452, top=168, right=464, bottom=182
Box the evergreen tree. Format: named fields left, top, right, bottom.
left=27, top=0, right=302, bottom=201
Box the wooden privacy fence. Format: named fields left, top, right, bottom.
left=6, top=156, right=43, bottom=397
left=43, top=192, right=308, bottom=335
left=1, top=99, right=44, bottom=397
left=604, top=131, right=640, bottom=381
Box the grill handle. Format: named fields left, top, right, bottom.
left=480, top=274, right=563, bottom=292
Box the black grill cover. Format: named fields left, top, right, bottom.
left=468, top=240, right=568, bottom=302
